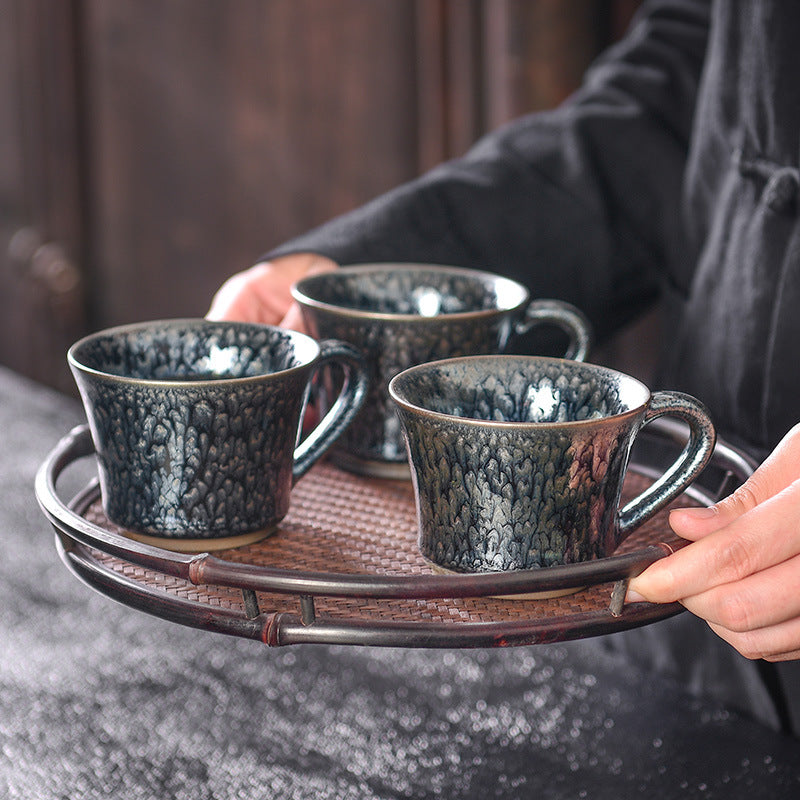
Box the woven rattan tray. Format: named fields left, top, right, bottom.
left=36, top=421, right=756, bottom=648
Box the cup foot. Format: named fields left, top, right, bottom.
left=120, top=525, right=278, bottom=553
left=331, top=450, right=411, bottom=481
left=425, top=559, right=584, bottom=600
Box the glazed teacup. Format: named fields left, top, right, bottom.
left=68, top=319, right=368, bottom=551
left=292, top=263, right=592, bottom=478
left=389, top=355, right=716, bottom=572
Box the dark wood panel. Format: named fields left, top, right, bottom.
left=414, top=0, right=636, bottom=163
left=414, top=0, right=485, bottom=169
left=0, top=0, right=87, bottom=394
left=484, top=0, right=613, bottom=125
left=0, top=0, right=642, bottom=390
left=83, top=0, right=421, bottom=327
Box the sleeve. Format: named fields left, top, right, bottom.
left=265, top=0, right=710, bottom=343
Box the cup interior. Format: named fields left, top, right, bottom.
left=390, top=356, right=650, bottom=424
left=293, top=264, right=527, bottom=317
left=69, top=320, right=318, bottom=382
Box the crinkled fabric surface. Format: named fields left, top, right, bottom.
left=1, top=367, right=798, bottom=799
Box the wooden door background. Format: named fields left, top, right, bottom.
left=0, top=0, right=640, bottom=395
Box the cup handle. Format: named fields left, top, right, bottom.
left=515, top=299, right=593, bottom=361
left=618, top=391, right=717, bottom=538
left=292, top=339, right=368, bottom=481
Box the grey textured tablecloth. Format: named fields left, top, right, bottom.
left=1, top=366, right=798, bottom=799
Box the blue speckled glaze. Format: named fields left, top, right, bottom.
left=293, top=264, right=592, bottom=478
left=69, top=319, right=367, bottom=540
left=389, top=355, right=716, bottom=572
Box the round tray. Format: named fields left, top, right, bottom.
left=36, top=421, right=756, bottom=648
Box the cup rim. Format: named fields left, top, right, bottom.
left=291, top=263, right=530, bottom=321
left=67, top=318, right=321, bottom=388
left=388, top=354, right=651, bottom=428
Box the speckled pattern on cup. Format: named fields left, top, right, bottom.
left=389, top=355, right=716, bottom=572
left=68, top=319, right=367, bottom=547
left=293, top=264, right=592, bottom=478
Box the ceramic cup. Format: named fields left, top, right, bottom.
left=389, top=355, right=716, bottom=572
left=292, top=263, right=592, bottom=479
left=68, top=319, right=368, bottom=551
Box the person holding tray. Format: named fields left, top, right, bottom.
left=208, top=0, right=800, bottom=736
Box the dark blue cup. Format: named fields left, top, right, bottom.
left=69, top=319, right=367, bottom=551
left=389, top=355, right=716, bottom=572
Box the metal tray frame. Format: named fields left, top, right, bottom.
left=35, top=420, right=757, bottom=648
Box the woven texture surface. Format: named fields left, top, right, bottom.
left=84, top=461, right=697, bottom=625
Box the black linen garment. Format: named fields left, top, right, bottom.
left=266, top=0, right=800, bottom=735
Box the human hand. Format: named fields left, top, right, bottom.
left=627, top=423, right=800, bottom=662
left=206, top=253, right=337, bottom=331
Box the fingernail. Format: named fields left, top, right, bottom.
left=625, top=588, right=646, bottom=603
left=670, top=506, right=717, bottom=520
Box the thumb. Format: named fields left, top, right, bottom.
left=280, top=302, right=308, bottom=334
left=670, top=422, right=800, bottom=540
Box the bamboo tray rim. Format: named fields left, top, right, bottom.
left=36, top=421, right=756, bottom=648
